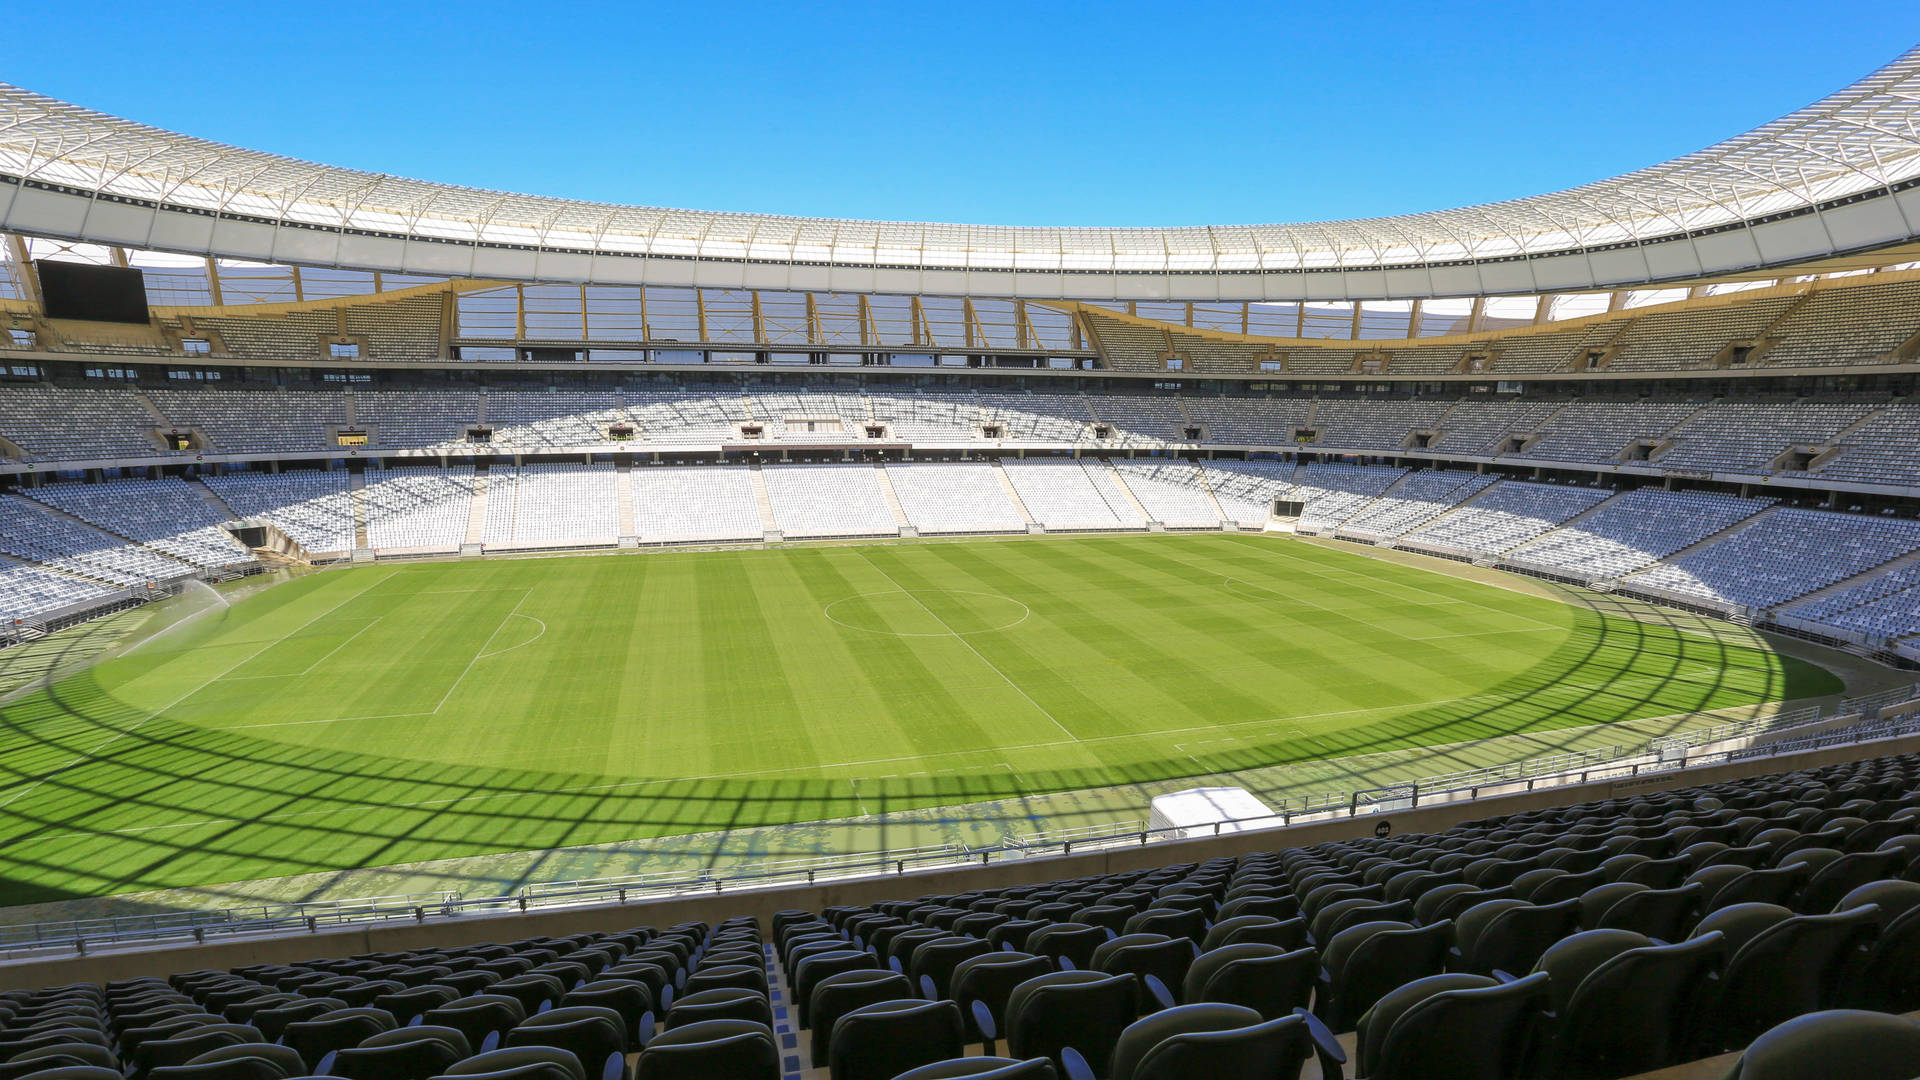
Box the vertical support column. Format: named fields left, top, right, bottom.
left=1349, top=301, right=1363, bottom=341
left=858, top=295, right=875, bottom=347
left=1293, top=302, right=1306, bottom=338
left=963, top=299, right=978, bottom=350
left=580, top=284, right=591, bottom=341
left=515, top=285, right=527, bottom=340
left=750, top=290, right=765, bottom=343
left=806, top=293, right=822, bottom=346
left=291, top=266, right=305, bottom=303
left=204, top=257, right=224, bottom=306
left=696, top=289, right=709, bottom=343
left=1406, top=299, right=1423, bottom=337
left=5, top=235, right=39, bottom=305
left=1467, top=297, right=1487, bottom=333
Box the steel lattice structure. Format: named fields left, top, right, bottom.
left=4, top=47, right=1920, bottom=301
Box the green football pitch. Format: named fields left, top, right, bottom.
left=0, top=534, right=1839, bottom=904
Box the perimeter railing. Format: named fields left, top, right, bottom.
left=1, top=680, right=1914, bottom=962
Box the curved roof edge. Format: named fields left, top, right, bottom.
left=4, top=47, right=1920, bottom=302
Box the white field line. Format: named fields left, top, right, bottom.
left=0, top=570, right=399, bottom=813
left=851, top=548, right=1080, bottom=743
left=477, top=615, right=547, bottom=659
left=217, top=617, right=385, bottom=680
left=261, top=588, right=537, bottom=726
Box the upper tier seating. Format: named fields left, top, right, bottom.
left=1789, top=403, right=1920, bottom=488
left=5, top=385, right=1920, bottom=493
left=1655, top=403, right=1875, bottom=474
left=885, top=463, right=1028, bottom=535
left=11, top=750, right=1920, bottom=1080
left=0, top=386, right=164, bottom=460
left=203, top=471, right=355, bottom=554
left=1519, top=400, right=1701, bottom=463
left=1623, top=509, right=1920, bottom=610
left=24, top=478, right=249, bottom=569
left=1506, top=488, right=1774, bottom=580
left=354, top=391, right=480, bottom=450
left=1400, top=481, right=1612, bottom=558
left=148, top=389, right=350, bottom=454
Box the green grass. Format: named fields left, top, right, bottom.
left=0, top=534, right=1839, bottom=905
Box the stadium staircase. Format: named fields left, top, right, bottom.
left=1100, top=458, right=1156, bottom=525
left=1634, top=402, right=1715, bottom=463
left=614, top=460, right=638, bottom=546
left=1655, top=504, right=1780, bottom=564
left=872, top=464, right=913, bottom=534
left=347, top=470, right=371, bottom=560
left=748, top=464, right=780, bottom=540
left=462, top=465, right=490, bottom=555
left=990, top=459, right=1042, bottom=531
left=1780, top=548, right=1920, bottom=612
left=190, top=478, right=241, bottom=520
left=1189, top=459, right=1232, bottom=524
left=130, top=389, right=170, bottom=426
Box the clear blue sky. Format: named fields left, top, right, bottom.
left=10, top=2, right=1915, bottom=227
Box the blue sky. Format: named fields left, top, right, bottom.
left=9, top=2, right=1915, bottom=226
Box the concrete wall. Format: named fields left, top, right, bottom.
left=5, top=733, right=1915, bottom=991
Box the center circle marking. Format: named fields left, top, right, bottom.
left=823, top=589, right=1032, bottom=637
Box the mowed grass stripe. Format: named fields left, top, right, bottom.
left=0, top=535, right=1840, bottom=903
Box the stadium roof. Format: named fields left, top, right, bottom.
left=5, top=47, right=1920, bottom=302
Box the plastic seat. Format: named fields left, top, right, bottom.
left=487, top=976, right=568, bottom=1018
left=808, top=971, right=914, bottom=1069
left=1531, top=932, right=1725, bottom=1079
left=1086, top=935, right=1191, bottom=1010
left=1196, top=915, right=1303, bottom=952
left=504, top=1006, right=628, bottom=1080
left=1357, top=971, right=1548, bottom=1080
left=1457, top=899, right=1582, bottom=976
left=1026, top=925, right=1107, bottom=972
left=631, top=1015, right=777, bottom=1080
left=909, top=937, right=993, bottom=1001
left=1181, top=944, right=1314, bottom=1021
left=889, top=1058, right=1057, bottom=1080
left=420, top=996, right=526, bottom=1053
left=826, top=999, right=963, bottom=1080
left=661, top=987, right=769, bottom=1030
left=1796, top=851, right=1908, bottom=913
left=282, top=1010, right=395, bottom=1068
left=1089, top=1003, right=1330, bottom=1080
left=147, top=1044, right=306, bottom=1080
left=1001, top=971, right=1138, bottom=1077
left=434, top=1046, right=583, bottom=1080
left=676, top=965, right=764, bottom=999
left=1698, top=904, right=1881, bottom=1053
left=1721, top=1010, right=1920, bottom=1080
left=1707, top=863, right=1812, bottom=911
left=326, top=1027, right=471, bottom=1080
left=950, top=954, right=1053, bottom=1045
left=1594, top=882, right=1702, bottom=942
left=1315, top=920, right=1451, bottom=1032
left=558, top=982, right=654, bottom=1046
